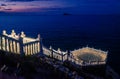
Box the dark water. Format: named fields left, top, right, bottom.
left=0, top=14, right=120, bottom=73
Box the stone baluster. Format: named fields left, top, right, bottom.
left=26, top=46, right=28, bottom=55
left=33, top=43, right=35, bottom=54
left=37, top=43, right=38, bottom=53
left=38, top=42, right=40, bottom=52
left=10, top=40, right=13, bottom=52
left=1, top=37, right=2, bottom=50
left=24, top=45, right=26, bottom=55
left=28, top=45, right=30, bottom=55
left=19, top=37, right=24, bottom=56
left=26, top=45, right=28, bottom=55
left=32, top=44, right=34, bottom=54
left=61, top=54, right=63, bottom=62
left=2, top=37, right=4, bottom=50
left=24, top=46, right=26, bottom=55
left=36, top=43, right=39, bottom=53
left=12, top=41, right=14, bottom=53
left=36, top=43, right=38, bottom=53
left=5, top=38, right=7, bottom=51
left=12, top=41, right=15, bottom=53
left=15, top=42, right=17, bottom=53
left=31, top=44, right=33, bottom=55
left=35, top=43, right=37, bottom=53
left=29, top=45, right=31, bottom=55
left=6, top=39, right=9, bottom=52
left=50, top=46, right=53, bottom=58
left=8, top=40, right=11, bottom=52
left=17, top=43, right=20, bottom=54
left=34, top=43, right=36, bottom=53
left=1, top=37, right=4, bottom=50
left=27, top=45, right=29, bottom=55
left=3, top=37, right=5, bottom=51
left=16, top=43, right=18, bottom=53
left=25, top=45, right=28, bottom=55
left=13, top=41, right=15, bottom=53
left=23, top=46, right=25, bottom=55
left=2, top=37, right=5, bottom=50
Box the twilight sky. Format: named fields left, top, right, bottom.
left=0, top=0, right=120, bottom=14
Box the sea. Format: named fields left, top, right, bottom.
left=0, top=14, right=120, bottom=73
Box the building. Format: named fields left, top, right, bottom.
left=0, top=30, right=41, bottom=56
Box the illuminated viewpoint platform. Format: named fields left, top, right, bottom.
left=0, top=30, right=108, bottom=66
left=71, top=47, right=108, bottom=66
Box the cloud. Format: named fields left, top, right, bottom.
left=1, top=4, right=7, bottom=6
left=0, top=1, right=69, bottom=12
left=0, top=0, right=120, bottom=14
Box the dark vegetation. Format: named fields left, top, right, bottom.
left=63, top=60, right=106, bottom=79
left=0, top=50, right=69, bottom=79
left=0, top=50, right=107, bottom=79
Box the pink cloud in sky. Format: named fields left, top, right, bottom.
left=0, top=0, right=120, bottom=14
left=0, top=1, right=72, bottom=12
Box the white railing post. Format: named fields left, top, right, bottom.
left=33, top=44, right=35, bottom=54
left=50, top=46, right=53, bottom=58
left=5, top=38, right=7, bottom=51
left=19, top=37, right=24, bottom=56
left=30, top=44, right=32, bottom=55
